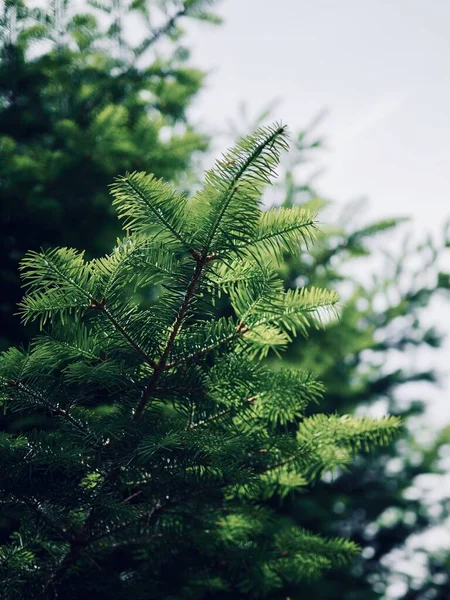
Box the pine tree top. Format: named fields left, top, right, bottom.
left=0, top=122, right=401, bottom=599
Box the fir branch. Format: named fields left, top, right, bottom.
left=133, top=6, right=187, bottom=57
left=200, top=123, right=289, bottom=254
left=92, top=299, right=158, bottom=369
left=10, top=381, right=89, bottom=437
left=133, top=256, right=207, bottom=420
left=2, top=122, right=406, bottom=597
left=19, top=248, right=158, bottom=368
left=42, top=541, right=85, bottom=595
left=243, top=206, right=319, bottom=261
left=110, top=172, right=191, bottom=248
left=44, top=497, right=167, bottom=592
left=89, top=500, right=163, bottom=546
left=18, top=498, right=72, bottom=544
left=189, top=395, right=257, bottom=430
left=166, top=322, right=249, bottom=370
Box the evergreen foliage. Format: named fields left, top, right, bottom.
left=0, top=0, right=217, bottom=348
left=0, top=125, right=401, bottom=599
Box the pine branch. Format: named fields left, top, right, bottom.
left=133, top=6, right=187, bottom=57
left=42, top=541, right=85, bottom=595
left=262, top=454, right=297, bottom=473
left=261, top=414, right=402, bottom=477
left=242, top=206, right=318, bottom=261
left=89, top=500, right=163, bottom=546
left=92, top=299, right=158, bottom=369
left=44, top=496, right=167, bottom=593
left=19, top=248, right=158, bottom=368
left=45, top=252, right=215, bottom=587
left=188, top=395, right=257, bottom=430
left=133, top=255, right=208, bottom=420
left=133, top=1, right=220, bottom=58
left=18, top=498, right=72, bottom=544
left=2, top=122, right=406, bottom=596
left=201, top=124, right=289, bottom=254
left=111, top=172, right=191, bottom=248
left=10, top=381, right=90, bottom=437
left=165, top=322, right=249, bottom=370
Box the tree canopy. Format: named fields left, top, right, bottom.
left=0, top=124, right=401, bottom=599
left=0, top=0, right=217, bottom=348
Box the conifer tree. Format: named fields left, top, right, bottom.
left=0, top=0, right=217, bottom=348
left=0, top=124, right=401, bottom=599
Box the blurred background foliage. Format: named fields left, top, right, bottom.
left=0, top=0, right=218, bottom=349
left=256, top=113, right=450, bottom=600
left=218, top=107, right=450, bottom=599
left=1, top=1, right=449, bottom=598
left=278, top=145, right=450, bottom=600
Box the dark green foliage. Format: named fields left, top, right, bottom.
left=0, top=125, right=401, bottom=599
left=0, top=0, right=215, bottom=348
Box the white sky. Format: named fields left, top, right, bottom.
left=187, top=0, right=450, bottom=232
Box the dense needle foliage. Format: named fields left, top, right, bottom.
left=0, top=124, right=401, bottom=599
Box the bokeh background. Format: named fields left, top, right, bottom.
left=1, top=1, right=449, bottom=598
left=187, top=0, right=450, bottom=421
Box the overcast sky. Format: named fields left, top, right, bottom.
left=187, top=0, right=450, bottom=233
left=185, top=1, right=450, bottom=429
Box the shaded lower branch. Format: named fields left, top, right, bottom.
left=93, top=300, right=158, bottom=369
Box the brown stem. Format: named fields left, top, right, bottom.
left=261, top=455, right=296, bottom=473
left=189, top=395, right=258, bottom=431
left=132, top=256, right=207, bottom=421
left=121, top=490, right=143, bottom=504
left=165, top=324, right=249, bottom=371
left=14, top=382, right=89, bottom=437
left=93, top=300, right=157, bottom=369
left=133, top=7, right=187, bottom=57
